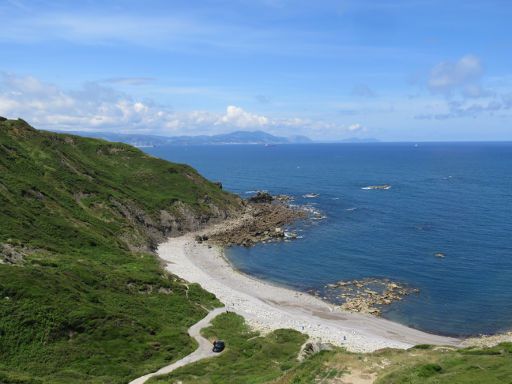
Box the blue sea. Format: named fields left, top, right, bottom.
left=146, top=143, right=512, bottom=337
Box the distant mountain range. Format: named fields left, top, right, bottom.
left=60, top=129, right=381, bottom=147
left=64, top=130, right=313, bottom=147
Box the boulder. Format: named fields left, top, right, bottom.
left=0, top=244, right=25, bottom=264
left=248, top=191, right=274, bottom=204
left=298, top=339, right=334, bottom=361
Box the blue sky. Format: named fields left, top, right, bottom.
left=0, top=0, right=511, bottom=141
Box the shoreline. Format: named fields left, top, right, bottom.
left=158, top=229, right=461, bottom=352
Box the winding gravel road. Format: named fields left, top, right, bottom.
left=129, top=307, right=226, bottom=384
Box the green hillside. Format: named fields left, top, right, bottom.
left=1, top=118, right=510, bottom=384
left=0, top=118, right=242, bottom=383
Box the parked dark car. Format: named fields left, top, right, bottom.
left=212, top=340, right=225, bottom=353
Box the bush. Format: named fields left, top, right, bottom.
left=416, top=363, right=443, bottom=378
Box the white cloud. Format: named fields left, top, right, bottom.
left=414, top=96, right=512, bottom=120
left=216, top=105, right=269, bottom=128
left=0, top=72, right=377, bottom=140
left=416, top=55, right=512, bottom=120
left=0, top=72, right=353, bottom=138
left=428, top=55, right=484, bottom=97
left=0, top=72, right=176, bottom=132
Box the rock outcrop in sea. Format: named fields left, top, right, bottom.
left=247, top=191, right=274, bottom=204
left=317, top=278, right=419, bottom=316
left=201, top=193, right=306, bottom=247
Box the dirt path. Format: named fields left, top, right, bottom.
left=129, top=307, right=226, bottom=384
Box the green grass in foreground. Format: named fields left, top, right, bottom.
left=272, top=342, right=512, bottom=384
left=148, top=313, right=308, bottom=384
left=376, top=343, right=512, bottom=384
left=146, top=313, right=512, bottom=384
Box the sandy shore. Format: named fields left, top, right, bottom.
left=158, top=232, right=460, bottom=353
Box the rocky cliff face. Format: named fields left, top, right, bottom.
left=110, top=196, right=242, bottom=252
left=0, top=117, right=243, bottom=256
left=202, top=199, right=306, bottom=247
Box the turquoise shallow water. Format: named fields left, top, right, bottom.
left=146, top=142, right=512, bottom=337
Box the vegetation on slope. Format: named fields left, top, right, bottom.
left=272, top=343, right=512, bottom=384
left=1, top=118, right=509, bottom=384
left=149, top=312, right=307, bottom=384
left=148, top=314, right=512, bottom=384
left=375, top=343, right=512, bottom=384
left=0, top=118, right=241, bottom=383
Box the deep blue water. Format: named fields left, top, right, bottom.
left=146, top=143, right=512, bottom=337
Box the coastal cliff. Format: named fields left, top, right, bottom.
left=0, top=118, right=244, bottom=383
left=0, top=118, right=244, bottom=256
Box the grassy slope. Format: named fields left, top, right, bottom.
left=149, top=313, right=307, bottom=384
left=375, top=343, right=512, bottom=384
left=162, top=312, right=511, bottom=384
left=0, top=118, right=241, bottom=383
left=272, top=343, right=512, bottom=383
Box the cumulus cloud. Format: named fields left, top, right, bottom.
left=428, top=55, right=484, bottom=97
left=216, top=105, right=269, bottom=128
left=0, top=73, right=172, bottom=132
left=0, top=72, right=352, bottom=138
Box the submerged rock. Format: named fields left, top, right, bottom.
left=274, top=194, right=293, bottom=202
left=361, top=184, right=391, bottom=190
left=319, top=278, right=419, bottom=316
